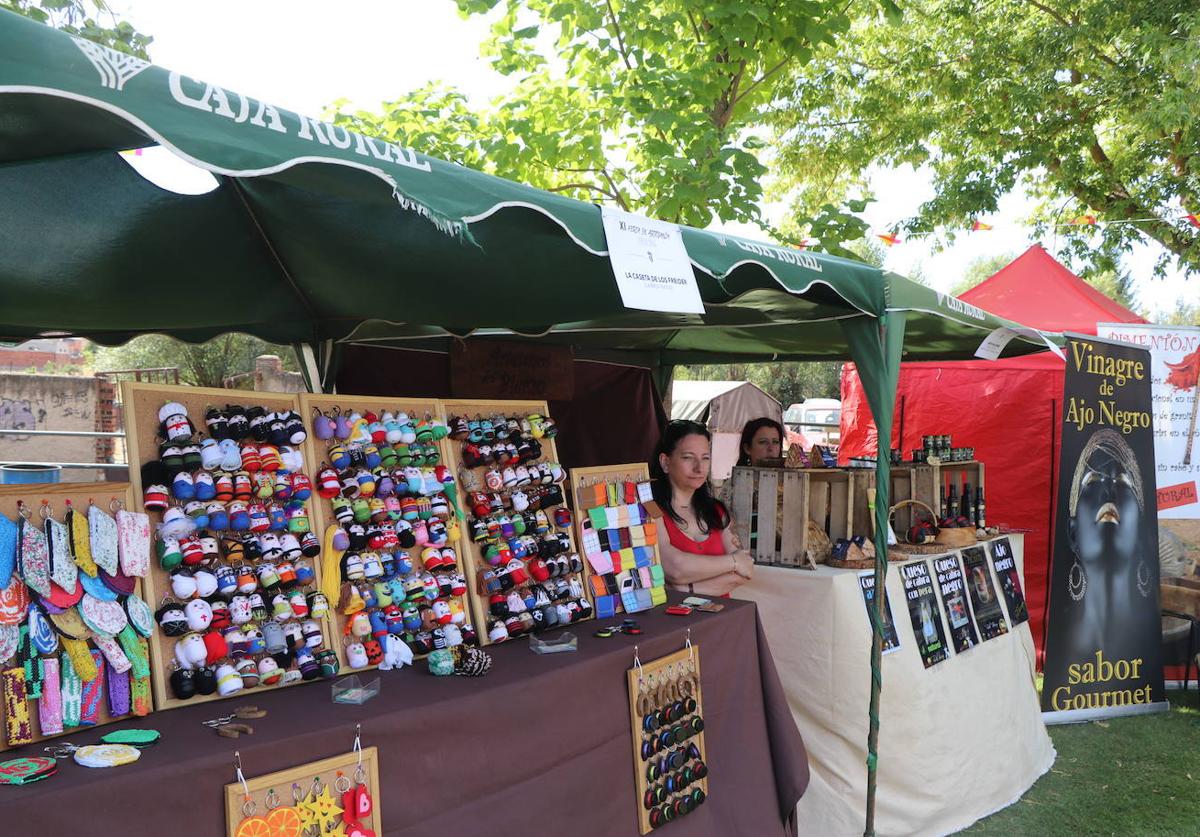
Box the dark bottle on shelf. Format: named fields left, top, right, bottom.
left=976, top=486, right=986, bottom=527
left=961, top=480, right=973, bottom=522
left=946, top=479, right=957, bottom=523
left=940, top=481, right=949, bottom=520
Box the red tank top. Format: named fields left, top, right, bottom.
left=661, top=514, right=726, bottom=555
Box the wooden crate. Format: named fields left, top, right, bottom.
left=297, top=393, right=475, bottom=671
left=441, top=399, right=587, bottom=646
left=0, top=481, right=151, bottom=752
left=121, top=382, right=337, bottom=712
left=569, top=463, right=656, bottom=615
left=729, top=467, right=854, bottom=566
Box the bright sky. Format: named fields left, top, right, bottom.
left=109, top=0, right=1193, bottom=318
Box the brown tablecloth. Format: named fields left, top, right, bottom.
left=5, top=597, right=808, bottom=836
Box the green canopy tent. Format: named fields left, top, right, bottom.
left=0, top=10, right=1063, bottom=832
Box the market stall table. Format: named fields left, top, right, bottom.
left=737, top=535, right=1053, bottom=836
left=0, top=597, right=807, bottom=837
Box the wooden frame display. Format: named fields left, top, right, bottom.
left=0, top=482, right=152, bottom=752
left=298, top=394, right=477, bottom=670
left=224, top=745, right=383, bottom=837
left=729, top=466, right=859, bottom=566
left=627, top=643, right=709, bottom=834
left=122, top=382, right=338, bottom=712
left=441, top=399, right=591, bottom=646
left=569, top=463, right=666, bottom=618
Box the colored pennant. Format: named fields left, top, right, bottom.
left=1185, top=214, right=1200, bottom=229
left=970, top=220, right=993, bottom=231
left=876, top=232, right=901, bottom=246
left=1067, top=214, right=1097, bottom=225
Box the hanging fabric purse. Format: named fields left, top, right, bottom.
left=16, top=503, right=51, bottom=598
left=42, top=502, right=78, bottom=594
left=66, top=500, right=98, bottom=577
left=0, top=513, right=17, bottom=589
left=88, top=501, right=119, bottom=576
left=116, top=506, right=151, bottom=578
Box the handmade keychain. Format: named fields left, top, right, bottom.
left=339, top=725, right=376, bottom=837
left=16, top=502, right=51, bottom=598
left=41, top=501, right=78, bottom=594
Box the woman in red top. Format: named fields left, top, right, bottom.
left=651, top=420, right=753, bottom=596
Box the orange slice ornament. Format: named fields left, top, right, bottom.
left=235, top=815, right=271, bottom=837
left=265, top=806, right=301, bottom=837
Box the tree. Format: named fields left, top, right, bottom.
left=1155, top=301, right=1200, bottom=327
left=327, top=0, right=893, bottom=245
left=770, top=0, right=1200, bottom=278
left=675, top=360, right=841, bottom=409
left=94, top=335, right=298, bottom=390
left=2, top=1, right=152, bottom=58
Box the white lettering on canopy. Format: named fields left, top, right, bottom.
left=733, top=239, right=823, bottom=272
left=166, top=72, right=430, bottom=173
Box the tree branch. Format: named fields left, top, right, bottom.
left=733, top=57, right=792, bottom=107
left=604, top=0, right=635, bottom=71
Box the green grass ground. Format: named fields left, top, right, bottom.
left=962, top=687, right=1200, bottom=835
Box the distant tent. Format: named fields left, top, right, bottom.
left=840, top=245, right=1146, bottom=663
left=671, top=380, right=782, bottom=480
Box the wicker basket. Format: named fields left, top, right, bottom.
left=889, top=498, right=976, bottom=549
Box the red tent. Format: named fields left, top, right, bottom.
left=840, top=244, right=1147, bottom=663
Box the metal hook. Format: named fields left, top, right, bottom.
left=234, top=751, right=251, bottom=801
left=38, top=500, right=51, bottom=520
left=633, top=644, right=643, bottom=687
left=16, top=500, right=31, bottom=520
left=685, top=628, right=693, bottom=661
left=353, top=723, right=363, bottom=768
left=110, top=496, right=123, bottom=513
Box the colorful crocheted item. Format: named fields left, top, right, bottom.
left=2, top=667, right=32, bottom=746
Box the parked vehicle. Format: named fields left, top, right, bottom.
left=783, top=398, right=841, bottom=447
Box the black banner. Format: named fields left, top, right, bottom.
left=858, top=570, right=901, bottom=655
left=932, top=553, right=979, bottom=654
left=961, top=546, right=1009, bottom=641
left=900, top=560, right=949, bottom=668
left=1042, top=335, right=1166, bottom=716
left=988, top=537, right=1029, bottom=625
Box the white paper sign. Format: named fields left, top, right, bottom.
left=975, top=325, right=1065, bottom=360
left=601, top=206, right=704, bottom=314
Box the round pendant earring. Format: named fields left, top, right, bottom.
left=1136, top=561, right=1151, bottom=598
left=1068, top=556, right=1087, bottom=602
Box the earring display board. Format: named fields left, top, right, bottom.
left=298, top=394, right=478, bottom=671
left=224, top=746, right=383, bottom=837
left=122, top=382, right=339, bottom=713
left=441, top=399, right=593, bottom=646
left=0, top=482, right=153, bottom=752
left=570, top=463, right=667, bottom=619
left=627, top=644, right=709, bottom=834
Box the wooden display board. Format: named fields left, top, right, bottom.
left=0, top=481, right=150, bottom=752
left=888, top=460, right=986, bottom=532
left=626, top=643, right=709, bottom=834
left=224, top=745, right=383, bottom=837
left=121, top=382, right=337, bottom=712
left=569, top=463, right=663, bottom=616
left=441, top=399, right=589, bottom=645
left=297, top=393, right=476, bottom=671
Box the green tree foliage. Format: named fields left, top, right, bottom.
left=770, top=0, right=1200, bottom=278
left=1155, top=301, right=1199, bottom=326
left=2, top=1, right=152, bottom=58
left=675, top=361, right=841, bottom=408
left=94, top=335, right=298, bottom=390
left=328, top=0, right=893, bottom=244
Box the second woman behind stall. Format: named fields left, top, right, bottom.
left=651, top=420, right=754, bottom=596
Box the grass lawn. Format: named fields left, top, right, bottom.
left=962, top=687, right=1200, bottom=835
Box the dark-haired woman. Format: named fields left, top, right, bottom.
left=737, top=417, right=784, bottom=467
left=652, top=420, right=753, bottom=596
